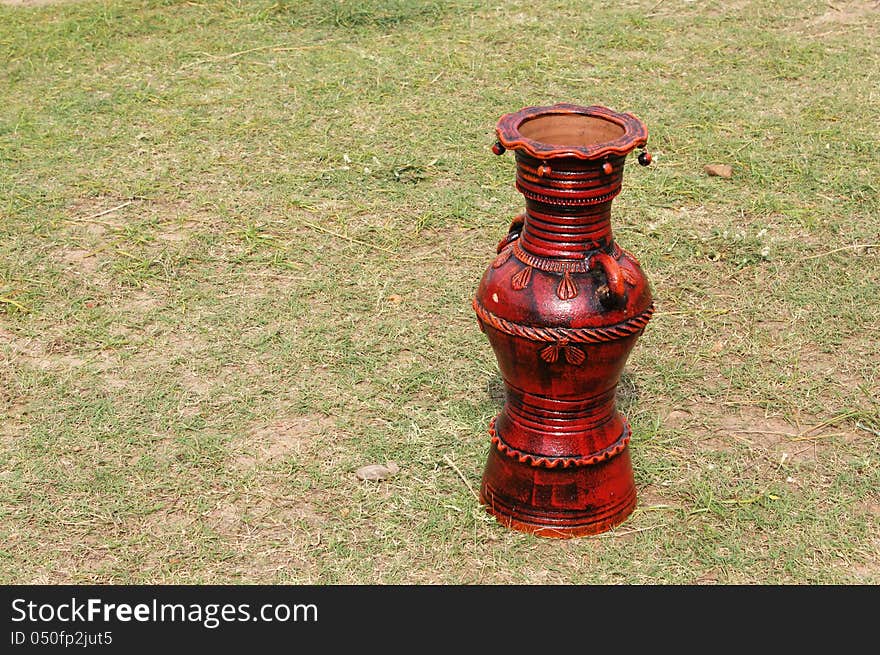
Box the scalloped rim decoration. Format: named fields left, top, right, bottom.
left=495, top=103, right=648, bottom=161
left=488, top=415, right=631, bottom=469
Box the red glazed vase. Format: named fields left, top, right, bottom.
left=473, top=103, right=654, bottom=537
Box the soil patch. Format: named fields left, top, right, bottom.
left=233, top=414, right=335, bottom=467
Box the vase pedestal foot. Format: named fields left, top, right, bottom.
left=479, top=422, right=637, bottom=538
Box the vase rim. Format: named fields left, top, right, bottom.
left=495, top=103, right=648, bottom=161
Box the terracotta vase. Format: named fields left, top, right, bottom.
left=473, top=103, right=654, bottom=537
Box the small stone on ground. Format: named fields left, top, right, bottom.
left=355, top=461, right=400, bottom=481
left=704, top=164, right=733, bottom=178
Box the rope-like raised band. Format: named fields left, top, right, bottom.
left=488, top=415, right=631, bottom=468
left=473, top=299, right=654, bottom=344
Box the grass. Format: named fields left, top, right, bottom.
left=0, top=0, right=878, bottom=584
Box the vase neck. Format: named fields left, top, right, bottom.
left=518, top=202, right=613, bottom=259
left=514, top=152, right=624, bottom=259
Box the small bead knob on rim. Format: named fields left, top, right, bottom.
left=492, top=141, right=506, bottom=155
left=638, top=150, right=652, bottom=166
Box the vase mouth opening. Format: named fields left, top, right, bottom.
left=519, top=114, right=625, bottom=148
left=496, top=103, right=648, bottom=161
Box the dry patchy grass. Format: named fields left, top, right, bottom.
left=1, top=0, right=878, bottom=584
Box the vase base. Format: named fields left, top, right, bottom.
left=480, top=485, right=636, bottom=538
left=479, top=436, right=637, bottom=538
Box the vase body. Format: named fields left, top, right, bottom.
left=473, top=104, right=654, bottom=537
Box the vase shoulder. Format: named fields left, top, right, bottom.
left=476, top=241, right=653, bottom=330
